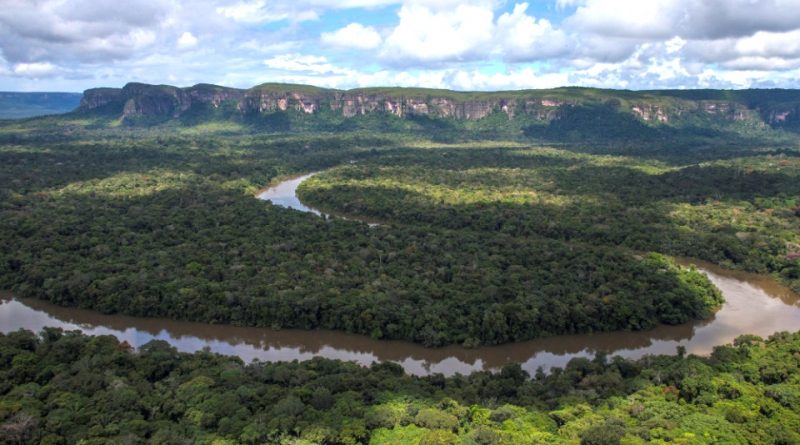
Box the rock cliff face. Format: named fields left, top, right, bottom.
left=79, top=88, right=124, bottom=110
left=631, top=104, right=670, bottom=123
left=767, top=106, right=799, bottom=125
left=111, top=83, right=246, bottom=119
left=77, top=82, right=800, bottom=130
left=81, top=83, right=552, bottom=122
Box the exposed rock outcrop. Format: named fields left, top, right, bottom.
left=80, top=83, right=540, bottom=122
left=631, top=104, right=669, bottom=123
left=79, top=87, right=124, bottom=110
left=76, top=82, right=800, bottom=130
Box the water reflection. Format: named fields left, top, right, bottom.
left=2, top=260, right=798, bottom=376
left=257, top=173, right=321, bottom=215
left=257, top=172, right=381, bottom=226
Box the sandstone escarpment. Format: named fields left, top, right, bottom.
left=631, top=104, right=670, bottom=123
left=79, top=87, right=124, bottom=110
left=80, top=83, right=542, bottom=122
left=77, top=82, right=800, bottom=130
left=113, top=83, right=245, bottom=120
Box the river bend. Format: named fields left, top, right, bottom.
left=0, top=174, right=797, bottom=376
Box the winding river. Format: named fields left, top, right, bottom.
left=257, top=173, right=322, bottom=215
left=256, top=172, right=380, bottom=226
left=0, top=173, right=798, bottom=377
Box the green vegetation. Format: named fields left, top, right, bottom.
left=0, top=132, right=725, bottom=346
left=2, top=84, right=800, bottom=444
left=3, top=328, right=800, bottom=444
left=71, top=82, right=800, bottom=140
left=299, top=145, right=800, bottom=294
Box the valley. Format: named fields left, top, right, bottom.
left=1, top=83, right=800, bottom=444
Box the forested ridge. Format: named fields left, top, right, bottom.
left=2, top=328, right=800, bottom=445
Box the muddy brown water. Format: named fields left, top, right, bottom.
left=1, top=261, right=799, bottom=376
left=2, top=174, right=798, bottom=376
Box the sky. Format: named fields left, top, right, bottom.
left=3, top=0, right=800, bottom=92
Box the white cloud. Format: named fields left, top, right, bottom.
left=381, top=3, right=495, bottom=63
left=321, top=23, right=382, bottom=50
left=216, top=1, right=318, bottom=24
left=0, top=0, right=170, bottom=64
left=13, top=62, right=59, bottom=77
left=567, top=0, right=679, bottom=39
left=734, top=30, right=800, bottom=57
left=239, top=40, right=303, bottom=54
left=684, top=29, right=800, bottom=69
left=177, top=31, right=198, bottom=49
left=448, top=67, right=570, bottom=90
left=495, top=3, right=569, bottom=61
left=664, top=37, right=686, bottom=54
left=567, top=0, right=800, bottom=40
left=4, top=0, right=800, bottom=92
left=379, top=1, right=570, bottom=65
left=216, top=1, right=278, bottom=22
left=264, top=54, right=353, bottom=75
left=251, top=62, right=573, bottom=91
left=722, top=57, right=800, bottom=71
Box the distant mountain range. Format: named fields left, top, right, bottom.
left=0, top=92, right=82, bottom=119
left=6, top=83, right=800, bottom=143
left=69, top=82, right=800, bottom=139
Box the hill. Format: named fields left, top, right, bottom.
left=0, top=92, right=82, bottom=119
left=70, top=82, right=800, bottom=141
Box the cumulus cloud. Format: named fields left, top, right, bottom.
left=495, top=3, right=569, bottom=61
left=0, top=0, right=169, bottom=64
left=4, top=0, right=800, bottom=91
left=568, top=0, right=800, bottom=40
left=321, top=23, right=382, bottom=50
left=684, top=30, right=800, bottom=69
left=381, top=3, right=495, bottom=63
left=379, top=1, right=569, bottom=65
left=177, top=32, right=198, bottom=49
left=567, top=0, right=682, bottom=39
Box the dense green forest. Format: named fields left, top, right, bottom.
left=2, top=328, right=800, bottom=444
left=298, top=145, right=800, bottom=293
left=0, top=130, right=728, bottom=346
left=2, top=85, right=800, bottom=444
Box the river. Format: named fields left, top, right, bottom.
left=257, top=172, right=381, bottom=226
left=257, top=173, right=322, bottom=215
left=1, top=173, right=798, bottom=376
left=1, top=262, right=798, bottom=376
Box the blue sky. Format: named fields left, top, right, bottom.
left=2, top=0, right=800, bottom=92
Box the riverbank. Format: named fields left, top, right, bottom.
left=2, top=258, right=798, bottom=376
